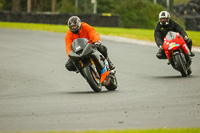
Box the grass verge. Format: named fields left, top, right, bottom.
left=0, top=22, right=200, bottom=46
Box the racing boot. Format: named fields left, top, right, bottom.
left=187, top=44, right=195, bottom=57
left=156, top=46, right=164, bottom=59
left=107, top=57, right=115, bottom=70
left=190, top=51, right=195, bottom=57
left=167, top=60, right=171, bottom=65
left=188, top=46, right=195, bottom=57
left=186, top=38, right=195, bottom=57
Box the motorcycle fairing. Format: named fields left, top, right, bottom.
left=168, top=43, right=179, bottom=50
left=164, top=32, right=185, bottom=51
left=71, top=38, right=88, bottom=53
left=69, top=42, right=93, bottom=60
left=182, top=43, right=190, bottom=55
left=100, top=66, right=109, bottom=83
left=163, top=31, right=189, bottom=60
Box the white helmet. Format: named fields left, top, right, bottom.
left=159, top=11, right=170, bottom=25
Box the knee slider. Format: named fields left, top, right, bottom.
left=65, top=61, right=76, bottom=71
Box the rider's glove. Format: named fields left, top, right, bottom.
left=93, top=41, right=101, bottom=48
left=184, top=36, right=189, bottom=42
left=159, top=45, right=163, bottom=49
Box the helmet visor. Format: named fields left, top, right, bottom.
left=160, top=18, right=167, bottom=22
left=69, top=24, right=79, bottom=32
left=70, top=25, right=78, bottom=30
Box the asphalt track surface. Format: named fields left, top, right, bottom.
left=0, top=28, right=200, bottom=131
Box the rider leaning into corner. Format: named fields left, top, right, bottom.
left=65, top=16, right=115, bottom=72
left=154, top=11, right=195, bottom=59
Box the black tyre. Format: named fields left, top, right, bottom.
left=174, top=53, right=187, bottom=77
left=187, top=68, right=192, bottom=76
left=83, top=66, right=102, bottom=92
left=105, top=74, right=117, bottom=91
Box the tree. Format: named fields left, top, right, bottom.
left=27, top=0, right=31, bottom=13
left=52, top=0, right=56, bottom=12
left=12, top=0, right=21, bottom=12
left=115, top=0, right=165, bottom=28
left=97, top=0, right=120, bottom=13
left=56, top=0, right=76, bottom=13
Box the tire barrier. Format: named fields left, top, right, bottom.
left=0, top=11, right=119, bottom=27
left=183, top=15, right=200, bottom=31
left=174, top=0, right=200, bottom=31
left=184, top=16, right=197, bottom=31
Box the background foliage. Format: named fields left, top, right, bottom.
left=114, top=0, right=165, bottom=28
left=0, top=0, right=186, bottom=29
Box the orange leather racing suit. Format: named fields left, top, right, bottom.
left=65, top=22, right=101, bottom=57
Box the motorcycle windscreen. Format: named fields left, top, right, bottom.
left=165, top=31, right=177, bottom=41
left=71, top=38, right=89, bottom=53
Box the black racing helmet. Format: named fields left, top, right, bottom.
left=159, top=11, right=170, bottom=26
left=68, top=16, right=81, bottom=34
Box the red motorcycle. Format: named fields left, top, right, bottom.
left=163, top=31, right=192, bottom=77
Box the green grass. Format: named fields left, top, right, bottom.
left=0, top=22, right=200, bottom=46
left=1, top=128, right=200, bottom=133
left=0, top=22, right=69, bottom=33
left=174, top=0, right=190, bottom=5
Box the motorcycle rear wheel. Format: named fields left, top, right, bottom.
left=83, top=66, right=102, bottom=92
left=174, top=53, right=187, bottom=77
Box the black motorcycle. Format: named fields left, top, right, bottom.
left=69, top=38, right=117, bottom=92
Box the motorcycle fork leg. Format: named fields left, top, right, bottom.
left=90, top=58, right=100, bottom=79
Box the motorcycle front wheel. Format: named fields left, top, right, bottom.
left=187, top=68, right=192, bottom=76
left=83, top=65, right=102, bottom=92
left=174, top=53, right=187, bottom=77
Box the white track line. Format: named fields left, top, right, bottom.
left=101, top=35, right=200, bottom=52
